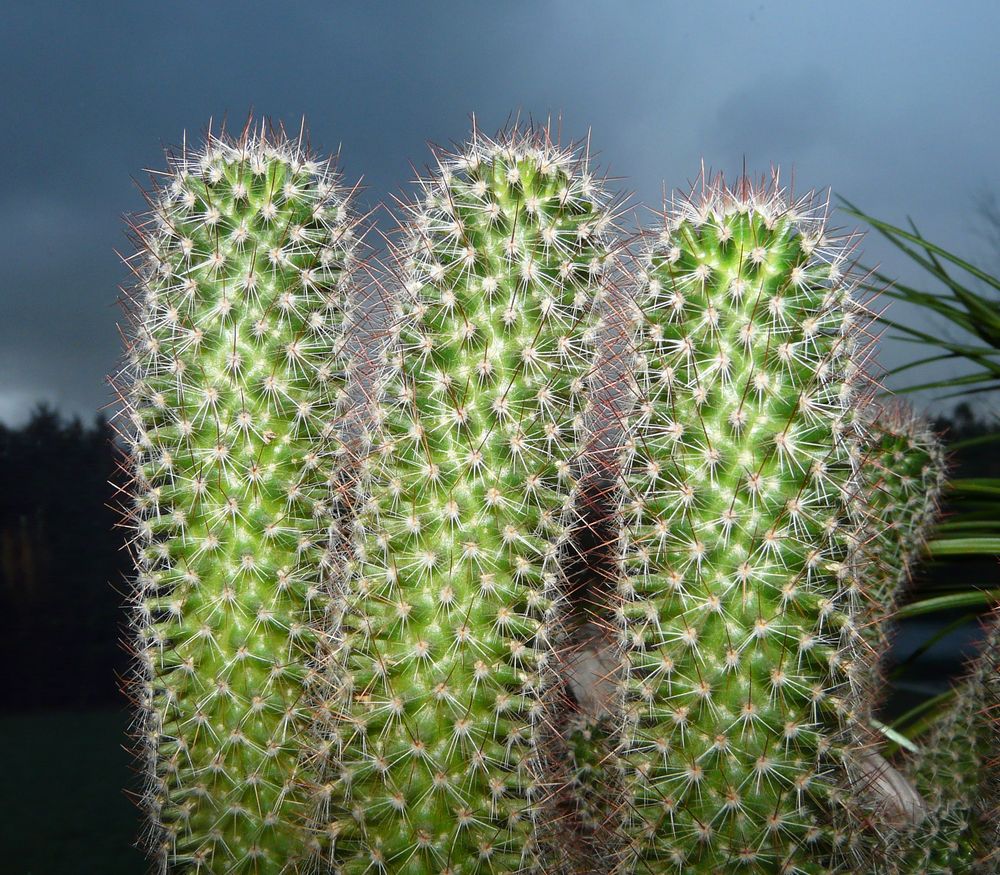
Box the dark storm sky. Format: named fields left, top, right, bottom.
left=2, top=0, right=998, bottom=424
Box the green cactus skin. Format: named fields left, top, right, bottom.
left=120, top=122, right=362, bottom=873
left=309, top=128, right=617, bottom=874
left=856, top=405, right=946, bottom=711
left=893, top=612, right=1000, bottom=874
left=613, top=173, right=875, bottom=874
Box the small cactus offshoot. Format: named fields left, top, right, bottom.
left=856, top=404, right=946, bottom=713
left=892, top=610, right=1000, bottom=873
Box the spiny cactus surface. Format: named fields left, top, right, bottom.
left=113, top=115, right=1000, bottom=875
left=614, top=174, right=875, bottom=873
left=120, top=122, right=361, bottom=873
left=895, top=611, right=1000, bottom=874
left=311, top=128, right=618, bottom=873
left=559, top=710, right=618, bottom=868
left=857, top=405, right=946, bottom=709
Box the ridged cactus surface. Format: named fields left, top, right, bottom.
left=313, top=129, right=616, bottom=873
left=121, top=123, right=361, bottom=873
left=614, top=175, right=872, bottom=873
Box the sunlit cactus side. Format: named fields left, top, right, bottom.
left=613, top=172, right=879, bottom=873
left=117, top=120, right=363, bottom=873
left=856, top=404, right=946, bottom=710
left=891, top=611, right=1000, bottom=874
left=309, top=127, right=619, bottom=873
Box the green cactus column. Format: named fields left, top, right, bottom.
left=312, top=128, right=616, bottom=873
left=857, top=405, right=945, bottom=709
left=614, top=175, right=873, bottom=873
left=120, top=123, right=362, bottom=873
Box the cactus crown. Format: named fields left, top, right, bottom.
left=118, top=120, right=362, bottom=873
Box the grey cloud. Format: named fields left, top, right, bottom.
left=702, top=67, right=842, bottom=165
left=1, top=0, right=999, bottom=423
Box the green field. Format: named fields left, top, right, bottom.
left=0, top=709, right=146, bottom=875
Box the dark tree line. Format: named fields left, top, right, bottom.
left=0, top=406, right=131, bottom=711
left=0, top=403, right=996, bottom=713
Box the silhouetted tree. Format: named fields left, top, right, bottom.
left=0, top=406, right=130, bottom=711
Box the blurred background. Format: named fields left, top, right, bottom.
left=1, top=2, right=998, bottom=872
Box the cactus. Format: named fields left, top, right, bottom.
left=111, top=115, right=999, bottom=874
left=308, top=126, right=618, bottom=873
left=559, top=634, right=621, bottom=873
left=860, top=406, right=945, bottom=617
left=118, top=120, right=363, bottom=873
left=612, top=172, right=880, bottom=873
left=891, top=611, right=1000, bottom=873
left=856, top=405, right=946, bottom=712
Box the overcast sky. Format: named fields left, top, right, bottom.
left=2, top=0, right=998, bottom=425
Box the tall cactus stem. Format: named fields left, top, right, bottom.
left=310, top=124, right=620, bottom=873
left=856, top=403, right=946, bottom=717
left=612, top=170, right=879, bottom=873
left=117, top=119, right=364, bottom=873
